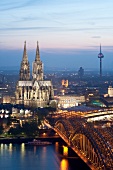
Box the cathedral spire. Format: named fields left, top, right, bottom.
left=22, top=41, right=28, bottom=61
left=35, top=41, right=40, bottom=61
left=19, top=41, right=30, bottom=80
left=32, top=41, right=43, bottom=81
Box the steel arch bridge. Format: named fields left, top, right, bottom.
left=45, top=113, right=113, bottom=170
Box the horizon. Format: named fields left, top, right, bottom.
left=0, top=46, right=113, bottom=71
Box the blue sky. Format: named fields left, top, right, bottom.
left=0, top=0, right=113, bottom=70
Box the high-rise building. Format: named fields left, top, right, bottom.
left=78, top=67, right=84, bottom=78
left=15, top=42, right=54, bottom=107
left=108, top=86, right=113, bottom=97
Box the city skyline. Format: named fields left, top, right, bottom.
left=0, top=0, right=113, bottom=69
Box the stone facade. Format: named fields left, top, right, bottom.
left=15, top=42, right=54, bottom=107
left=57, top=95, right=85, bottom=108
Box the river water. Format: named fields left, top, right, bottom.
left=0, top=143, right=89, bottom=170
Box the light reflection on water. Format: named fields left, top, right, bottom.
left=60, top=159, right=69, bottom=170
left=8, top=143, right=13, bottom=155
left=21, top=143, right=25, bottom=158
left=0, top=143, right=87, bottom=170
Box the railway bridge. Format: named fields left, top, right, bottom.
left=44, top=110, right=113, bottom=170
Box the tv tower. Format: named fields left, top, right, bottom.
left=98, top=44, right=104, bottom=77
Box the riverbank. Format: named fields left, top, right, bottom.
left=0, top=136, right=61, bottom=144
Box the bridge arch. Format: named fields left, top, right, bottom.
left=54, top=119, right=113, bottom=169
left=71, top=127, right=106, bottom=169
left=54, top=119, right=74, bottom=139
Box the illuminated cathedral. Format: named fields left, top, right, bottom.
left=15, top=41, right=54, bottom=107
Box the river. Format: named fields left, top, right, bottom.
left=0, top=143, right=90, bottom=170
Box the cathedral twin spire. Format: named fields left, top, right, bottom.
left=19, top=41, right=43, bottom=81
left=35, top=41, right=40, bottom=62
left=33, top=41, right=43, bottom=81
left=19, top=41, right=30, bottom=81
left=23, top=41, right=27, bottom=61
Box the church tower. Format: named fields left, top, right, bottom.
left=15, top=41, right=54, bottom=108
left=32, top=42, right=43, bottom=81
left=19, top=41, right=30, bottom=80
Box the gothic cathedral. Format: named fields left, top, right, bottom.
left=15, top=41, right=54, bottom=107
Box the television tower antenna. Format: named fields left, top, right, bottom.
left=98, top=44, right=104, bottom=77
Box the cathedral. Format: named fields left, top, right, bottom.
left=15, top=41, right=54, bottom=107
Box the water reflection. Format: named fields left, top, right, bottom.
left=21, top=143, right=25, bottom=158
left=55, top=142, right=70, bottom=170
left=0, top=143, right=3, bottom=155
left=42, top=146, right=47, bottom=159
left=9, top=143, right=13, bottom=155
left=60, top=159, right=69, bottom=170
left=33, top=146, right=36, bottom=154
left=55, top=142, right=59, bottom=153
left=4, top=144, right=8, bottom=150
left=0, top=143, right=81, bottom=170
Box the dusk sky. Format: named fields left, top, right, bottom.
left=0, top=0, right=113, bottom=70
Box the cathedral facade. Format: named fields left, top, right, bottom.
left=15, top=42, right=54, bottom=107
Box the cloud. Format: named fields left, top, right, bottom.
left=92, top=36, right=101, bottom=39
left=0, top=26, right=57, bottom=31
left=41, top=46, right=113, bottom=54
left=0, top=0, right=38, bottom=11
left=0, top=26, right=113, bottom=32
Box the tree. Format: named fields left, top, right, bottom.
left=0, top=125, right=3, bottom=135
left=8, top=126, right=22, bottom=136
left=22, top=122, right=38, bottom=137
left=49, top=101, right=57, bottom=110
